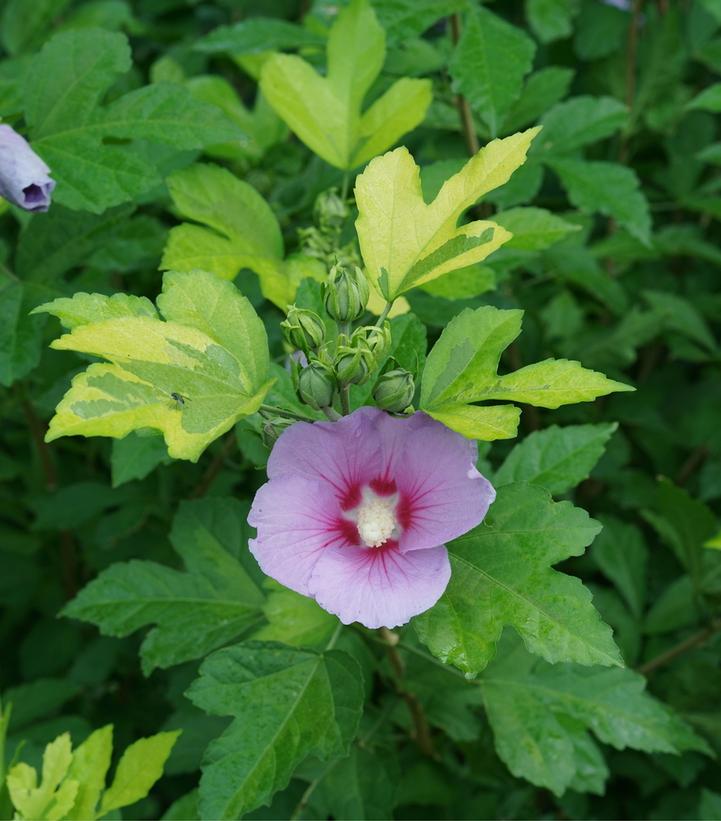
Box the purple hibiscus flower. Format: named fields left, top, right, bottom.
left=249, top=406, right=495, bottom=629
left=0, top=125, right=55, bottom=212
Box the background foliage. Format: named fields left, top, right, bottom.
left=2, top=0, right=721, bottom=819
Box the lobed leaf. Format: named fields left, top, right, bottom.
left=414, top=483, right=622, bottom=675
left=186, top=641, right=364, bottom=819
left=38, top=270, right=272, bottom=461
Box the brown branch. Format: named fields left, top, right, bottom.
left=450, top=14, right=480, bottom=157
left=378, top=627, right=435, bottom=756
left=676, top=445, right=709, bottom=486
left=190, top=433, right=237, bottom=498
left=619, top=0, right=645, bottom=164
left=637, top=618, right=721, bottom=676
left=19, top=389, right=78, bottom=597
left=19, top=392, right=58, bottom=491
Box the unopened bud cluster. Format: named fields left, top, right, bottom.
left=282, top=258, right=414, bottom=416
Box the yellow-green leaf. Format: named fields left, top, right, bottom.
left=355, top=129, right=540, bottom=299
left=7, top=734, right=78, bottom=821
left=161, top=163, right=308, bottom=309
left=420, top=306, right=633, bottom=441
left=65, top=726, right=113, bottom=820
left=259, top=0, right=431, bottom=169
left=99, top=731, right=181, bottom=816
left=40, top=270, right=272, bottom=462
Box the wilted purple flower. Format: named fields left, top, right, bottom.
left=248, top=407, right=495, bottom=629
left=0, top=125, right=55, bottom=212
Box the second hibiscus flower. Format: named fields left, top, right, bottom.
left=249, top=406, right=495, bottom=629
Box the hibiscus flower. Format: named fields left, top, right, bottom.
left=249, top=407, right=495, bottom=629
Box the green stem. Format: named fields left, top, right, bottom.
left=340, top=172, right=350, bottom=201
left=259, top=404, right=312, bottom=422
left=340, top=383, right=351, bottom=416
left=375, top=300, right=394, bottom=326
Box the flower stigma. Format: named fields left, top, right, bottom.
left=351, top=487, right=399, bottom=548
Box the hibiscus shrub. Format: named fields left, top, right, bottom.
left=2, top=1, right=721, bottom=819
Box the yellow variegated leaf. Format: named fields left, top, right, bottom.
left=355, top=128, right=540, bottom=299
left=40, top=271, right=272, bottom=462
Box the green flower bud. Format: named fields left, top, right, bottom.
left=298, top=359, right=336, bottom=410
left=324, top=264, right=370, bottom=322
left=352, top=323, right=391, bottom=362
left=373, top=368, right=415, bottom=413
left=261, top=416, right=295, bottom=447
left=314, top=189, right=348, bottom=229
left=335, top=345, right=373, bottom=385
left=281, top=307, right=325, bottom=353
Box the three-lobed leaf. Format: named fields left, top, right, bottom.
left=481, top=634, right=709, bottom=796
left=414, top=483, right=622, bottom=675
left=355, top=130, right=540, bottom=301
left=259, top=0, right=431, bottom=169
left=37, top=269, right=272, bottom=461
left=63, top=497, right=264, bottom=674
left=186, top=641, right=364, bottom=820
left=419, top=306, right=631, bottom=441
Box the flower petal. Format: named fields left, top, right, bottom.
left=396, top=414, right=495, bottom=551
left=248, top=476, right=355, bottom=596
left=308, top=543, right=451, bottom=629
left=267, top=407, right=383, bottom=506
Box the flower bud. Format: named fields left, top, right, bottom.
left=314, top=189, right=348, bottom=229
left=373, top=368, right=415, bottom=413
left=261, top=416, right=295, bottom=447
left=281, top=307, right=325, bottom=353
left=353, top=323, right=391, bottom=362
left=335, top=345, right=372, bottom=385
left=0, top=125, right=55, bottom=212
left=324, top=264, right=369, bottom=323
left=298, top=359, right=336, bottom=410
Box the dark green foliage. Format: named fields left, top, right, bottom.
left=2, top=1, right=721, bottom=820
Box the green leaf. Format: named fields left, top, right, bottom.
left=304, top=745, right=399, bottom=820
left=110, top=433, right=169, bottom=487
left=0, top=270, right=45, bottom=387
left=186, top=641, right=364, bottom=820
left=419, top=306, right=631, bottom=440
left=643, top=290, right=717, bottom=351
left=593, top=516, right=648, bottom=619
left=355, top=130, right=540, bottom=300
left=502, top=66, right=574, bottom=133
left=7, top=734, right=77, bottom=821
left=161, top=163, right=319, bottom=309
left=526, top=0, right=576, bottom=43
left=63, top=498, right=264, bottom=673
left=99, top=731, right=181, bottom=816
left=538, top=96, right=628, bottom=155
left=495, top=423, right=617, bottom=494
left=548, top=159, right=652, bottom=245
left=24, top=30, right=241, bottom=213
left=65, top=725, right=113, bottom=820
left=687, top=83, right=721, bottom=112
left=414, top=483, right=621, bottom=675
left=449, top=6, right=536, bottom=137
left=253, top=583, right=337, bottom=649
left=259, top=0, right=431, bottom=169
left=194, top=18, right=323, bottom=55
left=494, top=207, right=581, bottom=250
left=39, top=270, right=272, bottom=461
left=0, top=0, right=72, bottom=55
left=32, top=291, right=157, bottom=330
left=481, top=634, right=710, bottom=797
